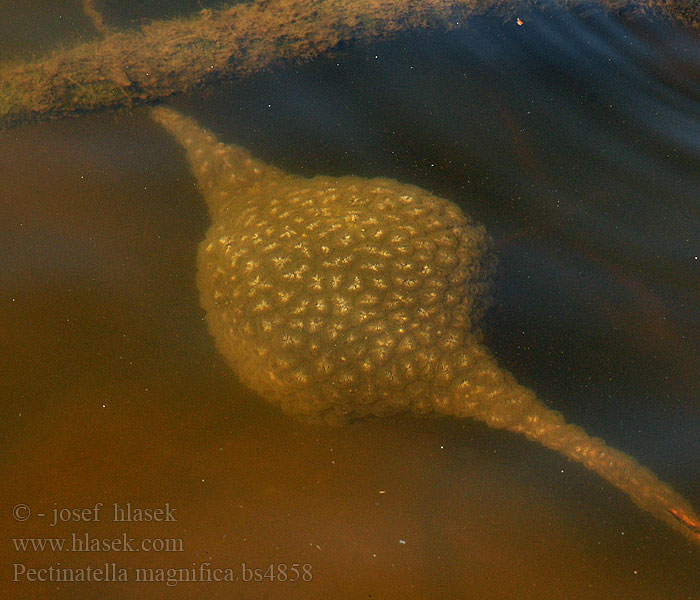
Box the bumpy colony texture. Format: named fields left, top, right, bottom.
left=151, top=105, right=700, bottom=548
left=205, top=172, right=499, bottom=421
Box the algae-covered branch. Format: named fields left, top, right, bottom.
left=0, top=0, right=698, bottom=130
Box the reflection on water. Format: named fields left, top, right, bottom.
left=2, top=2, right=699, bottom=598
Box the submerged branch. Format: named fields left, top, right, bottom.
left=0, top=0, right=698, bottom=130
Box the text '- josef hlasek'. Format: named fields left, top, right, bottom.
left=47, top=503, right=176, bottom=526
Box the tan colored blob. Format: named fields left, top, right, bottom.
left=152, top=105, right=700, bottom=549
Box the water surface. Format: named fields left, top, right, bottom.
left=2, top=2, right=700, bottom=598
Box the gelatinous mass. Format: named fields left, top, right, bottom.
left=151, top=105, right=700, bottom=549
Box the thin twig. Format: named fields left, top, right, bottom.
left=81, top=0, right=112, bottom=36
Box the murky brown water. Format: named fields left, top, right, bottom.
left=2, top=2, right=700, bottom=599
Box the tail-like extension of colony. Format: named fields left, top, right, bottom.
left=433, top=343, right=700, bottom=547
left=151, top=105, right=284, bottom=219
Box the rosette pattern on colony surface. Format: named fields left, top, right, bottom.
left=202, top=174, right=496, bottom=423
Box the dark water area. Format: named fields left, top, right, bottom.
left=2, top=2, right=700, bottom=598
